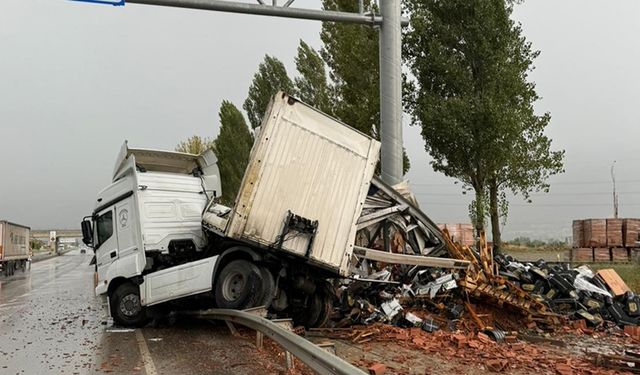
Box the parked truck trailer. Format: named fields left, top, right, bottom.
left=81, top=92, right=446, bottom=328
left=0, top=221, right=30, bottom=276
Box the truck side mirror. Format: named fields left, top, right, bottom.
left=81, top=219, right=93, bottom=247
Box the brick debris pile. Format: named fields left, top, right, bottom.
left=324, top=229, right=640, bottom=373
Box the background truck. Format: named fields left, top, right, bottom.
left=0, top=220, right=31, bottom=276
left=82, top=92, right=445, bottom=328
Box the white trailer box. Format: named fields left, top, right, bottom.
left=225, top=92, right=381, bottom=276
left=0, top=221, right=30, bottom=275
left=0, top=221, right=30, bottom=261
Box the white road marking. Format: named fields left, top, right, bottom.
left=0, top=301, right=23, bottom=308
left=135, top=329, right=158, bottom=375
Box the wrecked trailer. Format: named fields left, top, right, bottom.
left=83, top=91, right=463, bottom=328
left=203, top=92, right=465, bottom=326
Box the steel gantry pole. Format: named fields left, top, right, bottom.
left=80, top=0, right=407, bottom=184
left=379, top=0, right=403, bottom=185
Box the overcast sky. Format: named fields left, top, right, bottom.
left=1, top=0, right=638, bottom=240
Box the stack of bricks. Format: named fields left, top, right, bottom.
left=583, top=219, right=607, bottom=247
left=572, top=248, right=593, bottom=262
left=612, top=248, right=629, bottom=262
left=594, top=248, right=611, bottom=262
left=606, top=219, right=623, bottom=247
left=572, top=220, right=584, bottom=248
left=623, top=218, right=640, bottom=247
left=437, top=223, right=475, bottom=247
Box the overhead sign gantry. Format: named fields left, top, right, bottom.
left=72, top=0, right=407, bottom=185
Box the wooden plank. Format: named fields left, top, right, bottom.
left=353, top=246, right=470, bottom=269
left=596, top=268, right=631, bottom=296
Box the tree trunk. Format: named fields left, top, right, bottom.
left=488, top=178, right=502, bottom=252
left=473, top=187, right=485, bottom=237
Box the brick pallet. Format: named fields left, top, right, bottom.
left=571, top=218, right=640, bottom=263
left=570, top=247, right=636, bottom=263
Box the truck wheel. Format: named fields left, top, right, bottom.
left=214, top=260, right=263, bottom=310
left=302, top=283, right=333, bottom=328
left=258, top=267, right=275, bottom=309
left=110, top=283, right=148, bottom=327
left=310, top=291, right=332, bottom=328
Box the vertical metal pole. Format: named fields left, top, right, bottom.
left=379, top=0, right=403, bottom=185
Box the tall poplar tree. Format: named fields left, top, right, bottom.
left=404, top=0, right=564, bottom=245
left=243, top=55, right=294, bottom=129
left=213, top=101, right=254, bottom=205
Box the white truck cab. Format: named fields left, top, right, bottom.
left=83, top=141, right=222, bottom=326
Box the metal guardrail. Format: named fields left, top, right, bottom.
left=189, top=308, right=366, bottom=375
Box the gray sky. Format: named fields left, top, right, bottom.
left=1, top=0, right=639, bottom=240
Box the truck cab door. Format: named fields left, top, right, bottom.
left=114, top=197, right=145, bottom=277
left=94, top=208, right=118, bottom=284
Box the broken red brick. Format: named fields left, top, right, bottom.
left=504, top=335, right=517, bottom=343
left=486, top=359, right=508, bottom=372
left=555, top=363, right=573, bottom=375
left=368, top=363, right=386, bottom=375
left=477, top=332, right=491, bottom=344
left=624, top=325, right=640, bottom=341
left=451, top=334, right=467, bottom=348
left=571, top=320, right=587, bottom=331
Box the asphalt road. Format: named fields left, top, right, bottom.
left=0, top=250, right=290, bottom=374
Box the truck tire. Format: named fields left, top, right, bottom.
left=301, top=284, right=333, bottom=328
left=214, top=260, right=263, bottom=310
left=310, top=291, right=332, bottom=328
left=110, top=283, right=148, bottom=327
left=258, top=267, right=275, bottom=309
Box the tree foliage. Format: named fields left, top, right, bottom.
left=320, top=0, right=380, bottom=136
left=294, top=40, right=334, bottom=115
left=213, top=101, right=254, bottom=205
left=175, top=135, right=214, bottom=154
left=404, top=0, right=564, bottom=245
left=320, top=0, right=410, bottom=173
left=243, top=55, right=294, bottom=129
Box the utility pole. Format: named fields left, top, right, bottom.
left=379, top=0, right=403, bottom=185
left=611, top=160, right=619, bottom=218
left=77, top=0, right=408, bottom=185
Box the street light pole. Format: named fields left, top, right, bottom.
left=379, top=0, right=403, bottom=185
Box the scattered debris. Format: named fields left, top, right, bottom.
left=324, top=197, right=640, bottom=374
left=367, top=363, right=386, bottom=375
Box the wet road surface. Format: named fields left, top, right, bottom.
left=0, top=250, right=291, bottom=374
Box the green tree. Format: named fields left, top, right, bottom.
left=320, top=0, right=410, bottom=173
left=320, top=0, right=379, bottom=136
left=175, top=135, right=214, bottom=154
left=213, top=101, right=254, bottom=205
left=404, top=0, right=563, bottom=246
left=243, top=55, right=294, bottom=129
left=294, top=40, right=334, bottom=115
